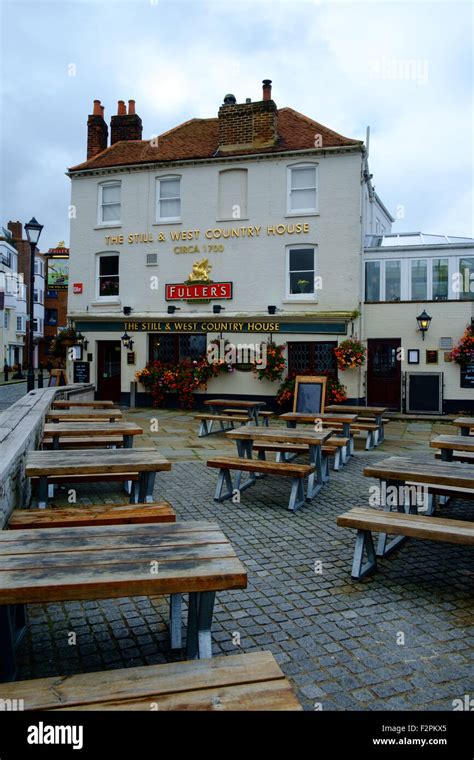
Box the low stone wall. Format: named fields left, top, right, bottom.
left=0, top=383, right=95, bottom=528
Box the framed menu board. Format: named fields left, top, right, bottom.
left=461, top=361, right=474, bottom=389
left=293, top=376, right=327, bottom=415
left=73, top=362, right=90, bottom=384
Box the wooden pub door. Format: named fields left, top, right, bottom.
left=96, top=341, right=121, bottom=401
left=367, top=338, right=401, bottom=410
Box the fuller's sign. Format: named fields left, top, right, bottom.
left=165, top=282, right=232, bottom=301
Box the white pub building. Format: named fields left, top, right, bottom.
left=67, top=81, right=474, bottom=412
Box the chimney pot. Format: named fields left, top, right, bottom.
left=128, top=99, right=136, bottom=115
left=118, top=100, right=126, bottom=115
left=93, top=99, right=102, bottom=116
left=100, top=105, right=105, bottom=118
left=262, top=79, right=272, bottom=101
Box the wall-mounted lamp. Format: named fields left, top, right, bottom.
left=121, top=331, right=134, bottom=350
left=267, top=305, right=280, bottom=315
left=75, top=332, right=89, bottom=352
left=416, top=309, right=432, bottom=340
left=123, top=306, right=133, bottom=316
left=167, top=305, right=181, bottom=315
left=213, top=305, right=225, bottom=314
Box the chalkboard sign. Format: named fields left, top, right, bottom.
left=73, top=362, right=90, bottom=384
left=461, top=362, right=474, bottom=389
left=293, top=376, right=327, bottom=415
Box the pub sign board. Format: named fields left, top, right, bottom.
left=73, top=362, right=90, bottom=384
left=165, top=282, right=232, bottom=301
left=460, top=361, right=474, bottom=388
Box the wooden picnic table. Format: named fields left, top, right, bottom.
left=42, top=421, right=143, bottom=450
left=453, top=417, right=474, bottom=437
left=363, top=455, right=474, bottom=555
left=325, top=404, right=388, bottom=443
left=52, top=400, right=115, bottom=409
left=26, top=448, right=171, bottom=508
left=225, top=425, right=334, bottom=498
left=430, top=434, right=474, bottom=461
left=46, top=409, right=123, bottom=423
left=204, top=398, right=266, bottom=424
left=0, top=521, right=247, bottom=680
left=279, top=412, right=358, bottom=459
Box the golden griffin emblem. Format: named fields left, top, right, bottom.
left=188, top=258, right=213, bottom=282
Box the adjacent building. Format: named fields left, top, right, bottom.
left=7, top=221, right=46, bottom=371
left=66, top=81, right=474, bottom=412
left=0, top=227, right=27, bottom=371
left=38, top=243, right=70, bottom=366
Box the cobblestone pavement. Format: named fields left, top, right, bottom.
left=16, top=410, right=473, bottom=711
left=0, top=382, right=27, bottom=410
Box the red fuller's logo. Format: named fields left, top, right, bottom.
left=166, top=282, right=232, bottom=301
left=73, top=283, right=83, bottom=294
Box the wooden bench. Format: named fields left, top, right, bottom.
left=42, top=436, right=124, bottom=449
left=252, top=437, right=350, bottom=471
left=8, top=501, right=176, bottom=529
left=435, top=451, right=474, bottom=464
left=337, top=507, right=474, bottom=580
left=30, top=472, right=141, bottom=503
left=224, top=408, right=275, bottom=426
left=195, top=414, right=249, bottom=437
left=207, top=456, right=315, bottom=511
left=0, top=651, right=301, bottom=711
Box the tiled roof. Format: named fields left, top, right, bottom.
left=69, top=107, right=362, bottom=172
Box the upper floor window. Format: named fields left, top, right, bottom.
left=459, top=257, right=474, bottom=300
left=385, top=260, right=401, bottom=301
left=97, top=253, right=119, bottom=299
left=156, top=176, right=181, bottom=222
left=375, top=218, right=385, bottom=235
left=410, top=259, right=428, bottom=300
left=45, top=308, right=58, bottom=325
left=432, top=259, right=449, bottom=300
left=218, top=169, right=248, bottom=220
left=4, top=311, right=9, bottom=329
left=365, top=261, right=381, bottom=302
left=98, top=181, right=121, bottom=225
left=287, top=164, right=317, bottom=214
left=287, top=245, right=316, bottom=298
left=34, top=259, right=43, bottom=277
left=16, top=315, right=24, bottom=332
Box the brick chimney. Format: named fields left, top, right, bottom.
left=87, top=100, right=108, bottom=159
left=218, top=79, right=277, bottom=152
left=110, top=99, right=143, bottom=145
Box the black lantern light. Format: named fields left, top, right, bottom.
left=416, top=309, right=432, bottom=340
left=121, top=331, right=134, bottom=350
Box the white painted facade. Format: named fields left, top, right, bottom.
left=0, top=234, right=26, bottom=370
left=68, top=146, right=372, bottom=402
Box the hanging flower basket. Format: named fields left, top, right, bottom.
left=334, top=339, right=366, bottom=371
left=450, top=323, right=474, bottom=366
left=253, top=342, right=286, bottom=382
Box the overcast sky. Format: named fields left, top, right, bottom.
left=0, top=0, right=472, bottom=250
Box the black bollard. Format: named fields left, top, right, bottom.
left=3, top=363, right=8, bottom=382
left=37, top=365, right=44, bottom=389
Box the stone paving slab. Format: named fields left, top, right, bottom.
left=15, top=417, right=473, bottom=712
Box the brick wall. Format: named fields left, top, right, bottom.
left=218, top=100, right=277, bottom=151
left=110, top=114, right=143, bottom=145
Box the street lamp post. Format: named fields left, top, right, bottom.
left=24, top=217, right=44, bottom=392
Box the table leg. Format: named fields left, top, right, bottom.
left=375, top=414, right=384, bottom=445
left=123, top=435, right=133, bottom=449
left=137, top=472, right=156, bottom=503
left=38, top=476, right=48, bottom=509
left=376, top=478, right=412, bottom=557
left=0, top=606, right=17, bottom=682
left=169, top=593, right=182, bottom=649
left=441, top=449, right=453, bottom=462
left=186, top=591, right=216, bottom=660
left=53, top=435, right=59, bottom=451
left=306, top=444, right=325, bottom=500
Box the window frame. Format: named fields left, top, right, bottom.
left=287, top=163, right=318, bottom=216
left=286, top=244, right=317, bottom=301
left=98, top=180, right=122, bottom=227
left=457, top=256, right=474, bottom=301
left=156, top=175, right=181, bottom=223
left=96, top=252, right=120, bottom=301
left=409, top=258, right=429, bottom=301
